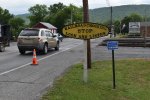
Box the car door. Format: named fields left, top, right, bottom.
left=46, top=31, right=57, bottom=48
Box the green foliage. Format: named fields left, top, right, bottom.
left=114, top=20, right=121, bottom=34
left=28, top=3, right=82, bottom=33
left=89, top=4, right=150, bottom=23
left=44, top=2, right=67, bottom=33
left=18, top=4, right=150, bottom=33
left=9, top=17, right=25, bottom=38
left=120, top=13, right=142, bottom=33
left=50, top=7, right=70, bottom=33
left=90, top=5, right=147, bottom=34
left=15, top=13, right=30, bottom=24
left=0, top=7, right=14, bottom=24
left=28, top=4, right=48, bottom=26
left=44, top=3, right=83, bottom=33
left=130, top=13, right=143, bottom=22
left=48, top=2, right=65, bottom=15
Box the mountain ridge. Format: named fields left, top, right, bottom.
left=15, top=4, right=150, bottom=24
left=89, top=4, right=150, bottom=23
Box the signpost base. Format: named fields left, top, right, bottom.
left=83, top=40, right=88, bottom=83
left=107, top=41, right=118, bottom=89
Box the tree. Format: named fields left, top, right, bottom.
left=0, top=7, right=14, bottom=24
left=28, top=3, right=83, bottom=33
left=44, top=2, right=66, bottom=26
left=113, top=20, right=121, bottom=34
left=68, top=4, right=83, bottom=24
left=9, top=17, right=25, bottom=39
left=146, top=17, right=150, bottom=21
left=129, top=13, right=142, bottom=22
left=121, top=13, right=142, bottom=34
left=45, top=3, right=83, bottom=33
left=48, top=2, right=65, bottom=15
left=121, top=16, right=130, bottom=34
left=28, top=4, right=48, bottom=26
left=46, top=6, right=71, bottom=33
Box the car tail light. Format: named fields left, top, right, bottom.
left=17, top=38, right=23, bottom=43
left=17, top=38, right=21, bottom=42
left=17, top=38, right=19, bottom=42
left=38, top=38, right=42, bottom=42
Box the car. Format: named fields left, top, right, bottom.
left=17, top=28, right=59, bottom=54
left=53, top=33, right=63, bottom=42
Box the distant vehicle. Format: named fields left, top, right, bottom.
left=17, top=28, right=59, bottom=54
left=54, top=33, right=63, bottom=42
left=0, top=25, right=11, bottom=52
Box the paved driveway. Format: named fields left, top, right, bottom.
left=91, top=38, right=150, bottom=61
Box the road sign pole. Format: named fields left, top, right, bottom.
left=107, top=41, right=118, bottom=89
left=83, top=40, right=88, bottom=82
left=112, top=50, right=116, bottom=89
left=83, top=0, right=91, bottom=69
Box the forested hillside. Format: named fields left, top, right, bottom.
left=15, top=13, right=30, bottom=24
left=89, top=4, right=150, bottom=23
left=16, top=4, right=150, bottom=24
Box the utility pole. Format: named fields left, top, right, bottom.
left=71, top=10, right=73, bottom=24
left=110, top=6, right=114, bottom=37
left=110, top=6, right=112, bottom=28
left=144, top=8, right=147, bottom=48
left=71, top=8, right=74, bottom=24
left=83, top=0, right=91, bottom=69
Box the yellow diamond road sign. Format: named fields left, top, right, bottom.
left=62, top=22, right=109, bottom=39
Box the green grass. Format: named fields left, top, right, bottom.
left=42, top=59, right=150, bottom=100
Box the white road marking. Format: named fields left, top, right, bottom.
left=0, top=44, right=82, bottom=76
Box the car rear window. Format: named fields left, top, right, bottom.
left=19, top=29, right=39, bottom=36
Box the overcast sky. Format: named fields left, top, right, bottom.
left=0, top=0, right=150, bottom=15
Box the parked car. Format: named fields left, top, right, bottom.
left=0, top=24, right=11, bottom=52
left=17, top=28, right=59, bottom=54
left=54, top=33, right=63, bottom=42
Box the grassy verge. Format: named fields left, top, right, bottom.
left=42, top=59, right=150, bottom=100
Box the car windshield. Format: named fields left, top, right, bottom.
left=19, top=29, right=39, bottom=36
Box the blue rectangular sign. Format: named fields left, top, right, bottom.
left=107, top=41, right=118, bottom=50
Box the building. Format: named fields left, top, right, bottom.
left=129, top=22, right=150, bottom=37
left=140, top=22, right=150, bottom=37
left=32, top=22, right=57, bottom=33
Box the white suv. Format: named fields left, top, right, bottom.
left=17, top=28, right=59, bottom=54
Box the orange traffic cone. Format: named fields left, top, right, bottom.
left=31, top=49, right=38, bottom=65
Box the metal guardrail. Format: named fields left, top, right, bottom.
left=100, top=38, right=150, bottom=47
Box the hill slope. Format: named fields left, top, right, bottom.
left=89, top=4, right=150, bottom=23
left=15, top=13, right=30, bottom=24
left=16, top=4, right=150, bottom=24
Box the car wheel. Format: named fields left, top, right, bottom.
left=60, top=38, right=63, bottom=42
left=55, top=42, right=59, bottom=51
left=0, top=44, right=5, bottom=52
left=19, top=49, right=25, bottom=54
left=43, top=44, right=48, bottom=54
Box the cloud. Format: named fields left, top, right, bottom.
left=110, top=0, right=148, bottom=6
left=0, top=0, right=150, bottom=14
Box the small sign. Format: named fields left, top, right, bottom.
left=62, top=22, right=108, bottom=39
left=107, top=41, right=118, bottom=50
left=129, top=22, right=140, bottom=33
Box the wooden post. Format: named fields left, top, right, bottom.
left=83, top=0, right=91, bottom=69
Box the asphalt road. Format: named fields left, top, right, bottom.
left=0, top=37, right=150, bottom=100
